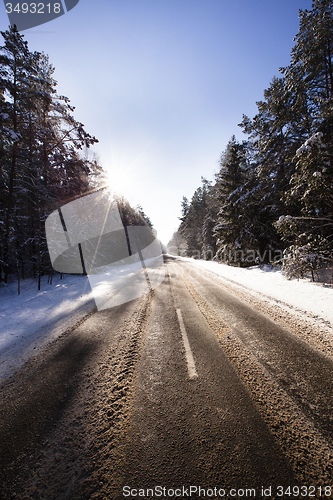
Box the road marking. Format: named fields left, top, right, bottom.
left=176, top=308, right=198, bottom=379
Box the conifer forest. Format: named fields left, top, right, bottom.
left=169, top=0, right=333, bottom=281
left=1, top=0, right=333, bottom=288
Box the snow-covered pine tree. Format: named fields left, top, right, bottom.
left=201, top=179, right=218, bottom=261
left=276, top=132, right=333, bottom=280
left=213, top=136, right=251, bottom=265
left=274, top=0, right=333, bottom=280
left=178, top=179, right=211, bottom=259
left=0, top=26, right=101, bottom=287
left=285, top=0, right=333, bottom=125
left=239, top=76, right=301, bottom=230
left=0, top=25, right=39, bottom=283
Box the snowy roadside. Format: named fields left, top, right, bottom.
left=175, top=256, right=333, bottom=327
left=0, top=274, right=96, bottom=383
left=0, top=255, right=163, bottom=384
left=1, top=256, right=332, bottom=384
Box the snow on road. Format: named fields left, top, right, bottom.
left=177, top=256, right=333, bottom=326
left=1, top=258, right=333, bottom=383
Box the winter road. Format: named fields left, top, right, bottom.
left=1, top=255, right=333, bottom=499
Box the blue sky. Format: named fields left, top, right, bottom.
left=1, top=0, right=313, bottom=244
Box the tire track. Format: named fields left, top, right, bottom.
left=171, top=261, right=333, bottom=486
left=0, top=292, right=153, bottom=499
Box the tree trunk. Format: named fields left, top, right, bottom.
left=4, top=61, right=18, bottom=284
left=326, top=37, right=333, bottom=99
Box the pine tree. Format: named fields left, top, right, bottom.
left=276, top=131, right=333, bottom=279
left=0, top=26, right=101, bottom=286
left=136, top=205, right=153, bottom=229
left=274, top=0, right=333, bottom=279
left=178, top=179, right=211, bottom=258
left=285, top=0, right=333, bottom=124
left=0, top=25, right=39, bottom=282
left=239, top=76, right=302, bottom=223
left=213, top=136, right=250, bottom=265
left=201, top=179, right=218, bottom=260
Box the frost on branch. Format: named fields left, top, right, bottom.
left=296, top=132, right=326, bottom=156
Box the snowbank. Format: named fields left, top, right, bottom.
left=1, top=257, right=332, bottom=383
left=0, top=274, right=95, bottom=383
left=176, top=257, right=333, bottom=327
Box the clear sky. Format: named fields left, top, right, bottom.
left=1, top=0, right=313, bottom=244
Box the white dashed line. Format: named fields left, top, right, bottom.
left=176, top=308, right=198, bottom=379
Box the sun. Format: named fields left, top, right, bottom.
left=102, top=165, right=135, bottom=200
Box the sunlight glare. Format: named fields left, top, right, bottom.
left=103, top=164, right=136, bottom=200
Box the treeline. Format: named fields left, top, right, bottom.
left=169, top=0, right=333, bottom=280
left=0, top=26, right=153, bottom=289
left=0, top=25, right=102, bottom=285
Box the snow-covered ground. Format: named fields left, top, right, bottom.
left=0, top=274, right=95, bottom=383
left=0, top=254, right=164, bottom=383
left=1, top=258, right=332, bottom=383
left=177, top=256, right=333, bottom=326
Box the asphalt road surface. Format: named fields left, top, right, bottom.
left=1, top=255, right=333, bottom=499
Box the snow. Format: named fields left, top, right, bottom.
left=296, top=131, right=326, bottom=156
left=276, top=214, right=293, bottom=225
left=177, top=256, right=333, bottom=326
left=8, top=130, right=19, bottom=140
left=0, top=274, right=95, bottom=383
left=2, top=127, right=20, bottom=140
left=1, top=258, right=333, bottom=384
left=0, top=252, right=164, bottom=383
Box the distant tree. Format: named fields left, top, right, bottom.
left=136, top=205, right=153, bottom=229
left=178, top=178, right=211, bottom=258
left=180, top=196, right=189, bottom=219
left=201, top=179, right=218, bottom=260
left=116, top=197, right=151, bottom=227
left=167, top=230, right=187, bottom=256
